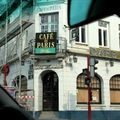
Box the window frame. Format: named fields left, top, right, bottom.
left=118, top=24, right=120, bottom=49
left=79, top=26, right=87, bottom=43
left=98, top=20, right=109, bottom=47
left=39, top=12, right=59, bottom=35
left=77, top=74, right=101, bottom=104
left=72, top=25, right=88, bottom=44
left=110, top=75, right=120, bottom=104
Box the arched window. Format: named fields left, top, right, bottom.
left=12, top=75, right=27, bottom=105
left=77, top=74, right=101, bottom=104
left=110, top=75, right=120, bottom=104
left=12, top=75, right=27, bottom=90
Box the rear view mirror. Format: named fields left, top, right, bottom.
left=68, top=0, right=120, bottom=28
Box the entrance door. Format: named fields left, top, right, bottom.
left=43, top=71, right=58, bottom=111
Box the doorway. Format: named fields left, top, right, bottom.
left=42, top=71, right=58, bottom=111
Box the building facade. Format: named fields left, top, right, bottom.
left=0, top=0, right=120, bottom=120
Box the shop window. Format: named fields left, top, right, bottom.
left=77, top=74, right=101, bottom=104
left=110, top=75, right=120, bottom=104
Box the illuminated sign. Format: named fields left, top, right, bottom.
left=35, top=32, right=56, bottom=54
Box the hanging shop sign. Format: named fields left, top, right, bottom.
left=35, top=32, right=56, bottom=54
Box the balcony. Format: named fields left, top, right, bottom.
left=29, top=37, right=67, bottom=60
left=0, top=36, right=67, bottom=65
left=0, top=19, right=33, bottom=47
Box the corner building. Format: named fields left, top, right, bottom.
left=0, top=0, right=120, bottom=120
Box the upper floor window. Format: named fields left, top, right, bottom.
left=119, top=33, right=120, bottom=49
left=118, top=24, right=120, bottom=48
left=80, top=26, right=86, bottom=43
left=110, top=75, right=120, bottom=104
left=40, top=12, right=59, bottom=35
left=71, top=26, right=87, bottom=44
left=71, top=28, right=79, bottom=41
left=119, top=24, right=120, bottom=31
left=98, top=20, right=109, bottom=47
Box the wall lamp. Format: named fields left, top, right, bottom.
left=73, top=56, right=77, bottom=63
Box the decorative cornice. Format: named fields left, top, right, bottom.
left=90, top=47, right=120, bottom=60
left=35, top=0, right=65, bottom=6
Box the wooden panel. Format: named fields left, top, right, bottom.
left=110, top=90, right=120, bottom=103
left=77, top=89, right=100, bottom=103
left=77, top=89, right=88, bottom=103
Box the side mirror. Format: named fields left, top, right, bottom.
left=68, top=0, right=120, bottom=28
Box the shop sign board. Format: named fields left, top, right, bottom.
left=35, top=32, right=56, bottom=54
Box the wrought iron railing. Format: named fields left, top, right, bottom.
left=28, top=37, right=67, bottom=54
left=0, top=37, right=67, bottom=66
